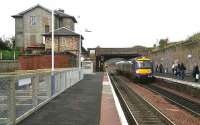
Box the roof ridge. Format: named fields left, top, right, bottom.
left=18, top=4, right=51, bottom=15
left=12, top=4, right=77, bottom=23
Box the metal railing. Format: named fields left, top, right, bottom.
left=0, top=68, right=83, bottom=125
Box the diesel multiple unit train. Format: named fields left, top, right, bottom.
left=115, top=57, right=154, bottom=80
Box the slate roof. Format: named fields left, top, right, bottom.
left=12, top=4, right=77, bottom=23
left=43, top=27, right=84, bottom=39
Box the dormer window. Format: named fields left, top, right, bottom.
left=30, top=16, right=37, bottom=25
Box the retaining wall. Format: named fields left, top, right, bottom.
left=0, top=60, right=19, bottom=72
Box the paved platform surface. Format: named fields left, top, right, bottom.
left=100, top=73, right=123, bottom=125
left=18, top=73, right=103, bottom=125
left=155, top=73, right=199, bottom=83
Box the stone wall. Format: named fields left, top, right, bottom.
left=23, top=7, right=52, bottom=48
left=45, top=36, right=79, bottom=54
left=150, top=41, right=200, bottom=74
left=0, top=60, right=19, bottom=72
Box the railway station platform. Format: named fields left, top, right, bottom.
left=154, top=73, right=200, bottom=98
left=155, top=73, right=200, bottom=89
left=17, top=72, right=125, bottom=125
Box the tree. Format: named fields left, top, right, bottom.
left=0, top=38, right=9, bottom=50
left=187, top=32, right=200, bottom=42
left=159, top=38, right=168, bottom=48
left=11, top=36, right=16, bottom=49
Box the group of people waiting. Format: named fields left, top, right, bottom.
left=155, top=63, right=200, bottom=82
left=171, top=63, right=186, bottom=80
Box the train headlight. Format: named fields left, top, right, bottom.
left=136, top=69, right=140, bottom=74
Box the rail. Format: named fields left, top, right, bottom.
left=0, top=68, right=84, bottom=125
left=109, top=74, right=175, bottom=125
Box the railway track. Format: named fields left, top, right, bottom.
left=109, top=74, right=175, bottom=125
left=143, top=83, right=200, bottom=117
left=117, top=73, right=200, bottom=117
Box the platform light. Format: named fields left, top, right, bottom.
left=187, top=54, right=192, bottom=59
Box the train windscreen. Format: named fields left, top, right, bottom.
left=136, top=61, right=152, bottom=69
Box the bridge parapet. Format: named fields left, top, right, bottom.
left=95, top=48, right=141, bottom=56
left=0, top=68, right=83, bottom=125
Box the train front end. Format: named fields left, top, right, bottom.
left=133, top=57, right=153, bottom=80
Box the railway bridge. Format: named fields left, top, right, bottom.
left=95, top=46, right=151, bottom=71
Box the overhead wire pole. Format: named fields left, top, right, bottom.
left=51, top=9, right=55, bottom=95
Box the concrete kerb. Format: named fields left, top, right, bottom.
left=106, top=73, right=128, bottom=125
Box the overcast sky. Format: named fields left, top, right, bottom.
left=1, top=0, right=200, bottom=48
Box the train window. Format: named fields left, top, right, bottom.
left=136, top=61, right=152, bottom=69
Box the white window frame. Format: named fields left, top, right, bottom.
left=30, top=16, right=37, bottom=25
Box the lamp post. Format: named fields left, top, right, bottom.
left=76, top=16, right=92, bottom=68
left=51, top=10, right=55, bottom=95
left=79, top=34, right=81, bottom=68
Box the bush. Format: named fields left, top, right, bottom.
left=0, top=50, right=20, bottom=60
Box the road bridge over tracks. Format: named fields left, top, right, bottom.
left=95, top=46, right=151, bottom=71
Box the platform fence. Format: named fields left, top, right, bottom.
left=0, top=68, right=83, bottom=125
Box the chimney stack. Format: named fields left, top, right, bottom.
left=58, top=8, right=64, bottom=13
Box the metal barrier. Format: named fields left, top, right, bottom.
left=0, top=68, right=83, bottom=125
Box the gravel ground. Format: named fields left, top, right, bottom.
left=119, top=76, right=200, bottom=125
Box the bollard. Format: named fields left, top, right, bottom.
left=8, top=77, right=16, bottom=125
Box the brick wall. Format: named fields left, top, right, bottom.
left=19, top=54, right=76, bottom=70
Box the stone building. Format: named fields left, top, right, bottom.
left=43, top=27, right=83, bottom=54
left=12, top=4, right=77, bottom=53
left=150, top=40, right=200, bottom=73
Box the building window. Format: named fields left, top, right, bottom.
left=30, top=16, right=37, bottom=25
left=45, top=25, right=49, bottom=33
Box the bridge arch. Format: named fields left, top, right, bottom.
left=95, top=47, right=150, bottom=71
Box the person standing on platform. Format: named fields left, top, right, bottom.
left=172, top=63, right=175, bottom=75
left=192, top=65, right=199, bottom=82
left=155, top=64, right=159, bottom=73
left=176, top=64, right=181, bottom=79
left=180, top=63, right=186, bottom=80
left=159, top=64, right=164, bottom=73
